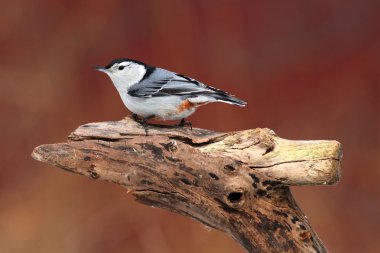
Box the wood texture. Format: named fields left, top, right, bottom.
left=31, top=117, right=342, bottom=253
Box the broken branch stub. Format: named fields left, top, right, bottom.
left=31, top=117, right=342, bottom=253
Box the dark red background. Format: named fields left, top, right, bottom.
left=1, top=1, right=379, bottom=252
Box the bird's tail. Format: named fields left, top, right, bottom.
left=210, top=92, right=247, bottom=107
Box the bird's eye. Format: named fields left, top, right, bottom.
left=118, top=66, right=125, bottom=70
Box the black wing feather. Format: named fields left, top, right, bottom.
left=127, top=70, right=246, bottom=106
left=128, top=72, right=205, bottom=98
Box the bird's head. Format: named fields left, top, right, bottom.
left=96, top=58, right=148, bottom=89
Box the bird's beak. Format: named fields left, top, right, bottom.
left=95, top=66, right=108, bottom=73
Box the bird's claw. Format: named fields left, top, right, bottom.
left=132, top=114, right=153, bottom=135
left=177, top=118, right=192, bottom=130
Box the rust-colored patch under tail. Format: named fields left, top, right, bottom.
left=179, top=99, right=206, bottom=112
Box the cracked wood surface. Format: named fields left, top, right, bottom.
left=31, top=116, right=342, bottom=253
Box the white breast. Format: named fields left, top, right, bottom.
left=119, top=93, right=196, bottom=120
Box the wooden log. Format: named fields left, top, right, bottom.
left=31, top=116, right=342, bottom=253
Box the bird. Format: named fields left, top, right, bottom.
left=96, top=58, right=246, bottom=134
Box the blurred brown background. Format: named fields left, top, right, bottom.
left=0, top=0, right=379, bottom=252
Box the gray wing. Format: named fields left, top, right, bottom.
left=128, top=68, right=214, bottom=98
left=128, top=68, right=246, bottom=106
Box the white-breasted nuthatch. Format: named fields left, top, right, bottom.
left=96, top=58, right=246, bottom=133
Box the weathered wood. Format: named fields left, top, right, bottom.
left=31, top=116, right=342, bottom=253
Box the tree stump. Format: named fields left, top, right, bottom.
left=31, top=116, right=342, bottom=253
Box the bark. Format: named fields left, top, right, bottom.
left=31, top=116, right=342, bottom=253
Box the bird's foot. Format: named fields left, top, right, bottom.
left=132, top=113, right=140, bottom=122
left=177, top=118, right=192, bottom=130
left=132, top=114, right=154, bottom=135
